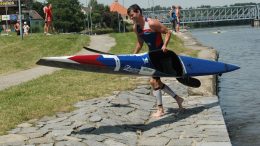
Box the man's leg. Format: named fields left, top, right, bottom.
left=46, top=21, right=52, bottom=35
left=44, top=22, right=47, bottom=34
left=150, top=77, right=165, bottom=117
left=172, top=21, right=176, bottom=32
left=161, top=84, right=184, bottom=109
left=176, top=18, right=180, bottom=32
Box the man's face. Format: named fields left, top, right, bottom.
left=128, top=10, right=140, bottom=23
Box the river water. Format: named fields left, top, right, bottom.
left=190, top=26, right=260, bottom=146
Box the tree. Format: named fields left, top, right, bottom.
left=24, top=0, right=45, bottom=18
left=87, top=0, right=124, bottom=32
left=31, top=1, right=44, bottom=18
left=47, top=0, right=85, bottom=32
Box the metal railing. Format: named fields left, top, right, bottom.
left=143, top=4, right=260, bottom=24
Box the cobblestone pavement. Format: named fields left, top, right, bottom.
left=0, top=77, right=231, bottom=146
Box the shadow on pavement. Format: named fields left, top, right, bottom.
left=72, top=101, right=219, bottom=135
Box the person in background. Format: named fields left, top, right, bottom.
left=14, top=20, right=20, bottom=36
left=169, top=5, right=177, bottom=32
left=127, top=4, right=184, bottom=118
left=175, top=5, right=181, bottom=33
left=43, top=4, right=48, bottom=34
left=23, top=21, right=30, bottom=36
left=44, top=3, right=53, bottom=35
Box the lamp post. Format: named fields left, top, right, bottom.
left=118, top=12, right=120, bottom=32
left=5, top=4, right=8, bottom=35
left=123, top=0, right=125, bottom=32
left=90, top=6, right=92, bottom=35
left=85, top=0, right=90, bottom=34
left=18, top=0, right=23, bottom=39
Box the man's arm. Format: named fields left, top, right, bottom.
left=133, top=25, right=144, bottom=54
left=149, top=19, right=172, bottom=52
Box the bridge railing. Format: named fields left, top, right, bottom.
left=143, top=5, right=259, bottom=24
left=181, top=5, right=257, bottom=23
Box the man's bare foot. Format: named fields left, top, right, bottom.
left=151, top=110, right=164, bottom=118
left=175, top=95, right=184, bottom=110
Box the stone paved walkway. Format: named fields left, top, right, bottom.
left=0, top=33, right=232, bottom=146
left=0, top=78, right=231, bottom=146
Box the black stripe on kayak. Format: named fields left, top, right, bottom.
left=83, top=47, right=114, bottom=55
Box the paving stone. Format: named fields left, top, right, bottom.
left=138, top=136, right=170, bottom=146
left=39, top=144, right=54, bottom=146
left=17, top=123, right=33, bottom=128
left=40, top=123, right=72, bottom=131
left=46, top=117, right=68, bottom=124
left=104, top=139, right=128, bottom=146
left=159, top=129, right=181, bottom=139
left=47, top=129, right=73, bottom=137
left=83, top=140, right=106, bottom=146
left=0, top=134, right=27, bottom=146
left=89, top=114, right=102, bottom=122
left=196, top=142, right=232, bottom=146
left=133, top=88, right=150, bottom=95
left=55, top=135, right=82, bottom=142
left=73, top=134, right=107, bottom=142
left=76, top=124, right=96, bottom=133
left=21, top=130, right=49, bottom=139
left=121, top=132, right=137, bottom=146
left=203, top=135, right=230, bottom=142
left=166, top=139, right=193, bottom=146
left=28, top=137, right=54, bottom=145
left=55, top=140, right=87, bottom=146
left=8, top=127, right=21, bottom=134
left=96, top=118, right=118, bottom=127
left=142, top=125, right=171, bottom=137
left=19, top=127, right=39, bottom=134
left=108, top=106, right=135, bottom=116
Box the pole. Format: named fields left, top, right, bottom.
left=118, top=12, right=120, bottom=32
left=5, top=5, right=8, bottom=35
left=18, top=0, right=23, bottom=39
left=90, top=6, right=92, bottom=34
left=86, top=0, right=89, bottom=34
left=123, top=0, right=125, bottom=32
left=29, top=2, right=32, bottom=34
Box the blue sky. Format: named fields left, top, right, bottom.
left=38, top=0, right=259, bottom=9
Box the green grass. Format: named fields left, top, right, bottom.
left=110, top=32, right=198, bottom=57
left=0, top=32, right=196, bottom=135
left=0, top=32, right=89, bottom=75
left=0, top=71, right=138, bottom=135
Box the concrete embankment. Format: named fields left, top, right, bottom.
left=0, top=33, right=231, bottom=146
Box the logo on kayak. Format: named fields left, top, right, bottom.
left=139, top=67, right=155, bottom=75
left=123, top=65, right=140, bottom=73
left=142, top=57, right=149, bottom=64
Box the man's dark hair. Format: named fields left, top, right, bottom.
left=127, top=4, right=142, bottom=15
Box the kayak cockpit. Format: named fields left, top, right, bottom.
left=148, top=50, right=183, bottom=77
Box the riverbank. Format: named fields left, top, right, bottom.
left=0, top=32, right=232, bottom=146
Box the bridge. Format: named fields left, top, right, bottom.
left=143, top=4, right=260, bottom=26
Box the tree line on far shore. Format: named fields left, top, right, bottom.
left=29, top=0, right=126, bottom=33
left=28, top=1, right=258, bottom=33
